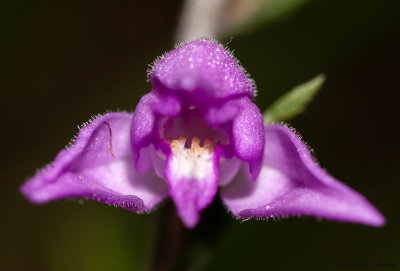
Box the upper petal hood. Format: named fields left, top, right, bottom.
left=21, top=113, right=168, bottom=212
left=150, top=38, right=255, bottom=100
left=221, top=124, right=385, bottom=227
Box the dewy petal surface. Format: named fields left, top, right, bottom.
left=21, top=113, right=168, bottom=212
left=221, top=124, right=385, bottom=227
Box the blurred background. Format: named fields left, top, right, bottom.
left=2, top=0, right=399, bottom=270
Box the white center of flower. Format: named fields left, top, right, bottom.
left=168, top=136, right=214, bottom=181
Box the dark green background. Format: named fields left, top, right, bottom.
left=2, top=0, right=399, bottom=270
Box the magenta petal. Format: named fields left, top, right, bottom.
left=232, top=98, right=265, bottom=180
left=21, top=113, right=168, bottom=212
left=221, top=124, right=385, bottom=227
left=130, top=92, right=181, bottom=173
left=150, top=38, right=255, bottom=100
left=164, top=139, right=219, bottom=228
left=130, top=93, right=159, bottom=173
left=204, top=101, right=239, bottom=126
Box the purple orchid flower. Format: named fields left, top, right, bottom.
left=21, top=39, right=385, bottom=228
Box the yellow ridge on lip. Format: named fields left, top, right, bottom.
left=169, top=135, right=214, bottom=155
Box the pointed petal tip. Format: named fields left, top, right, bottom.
left=19, top=181, right=36, bottom=203
left=170, top=191, right=204, bottom=228
left=178, top=210, right=200, bottom=229
left=19, top=175, right=54, bottom=204
left=358, top=206, right=386, bottom=227
left=367, top=217, right=386, bottom=227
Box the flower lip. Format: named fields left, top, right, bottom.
left=167, top=135, right=215, bottom=181
left=150, top=38, right=256, bottom=101
left=164, top=132, right=220, bottom=228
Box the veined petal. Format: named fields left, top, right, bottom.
left=21, top=113, right=168, bottom=212
left=221, top=124, right=385, bottom=227
left=165, top=136, right=219, bottom=228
